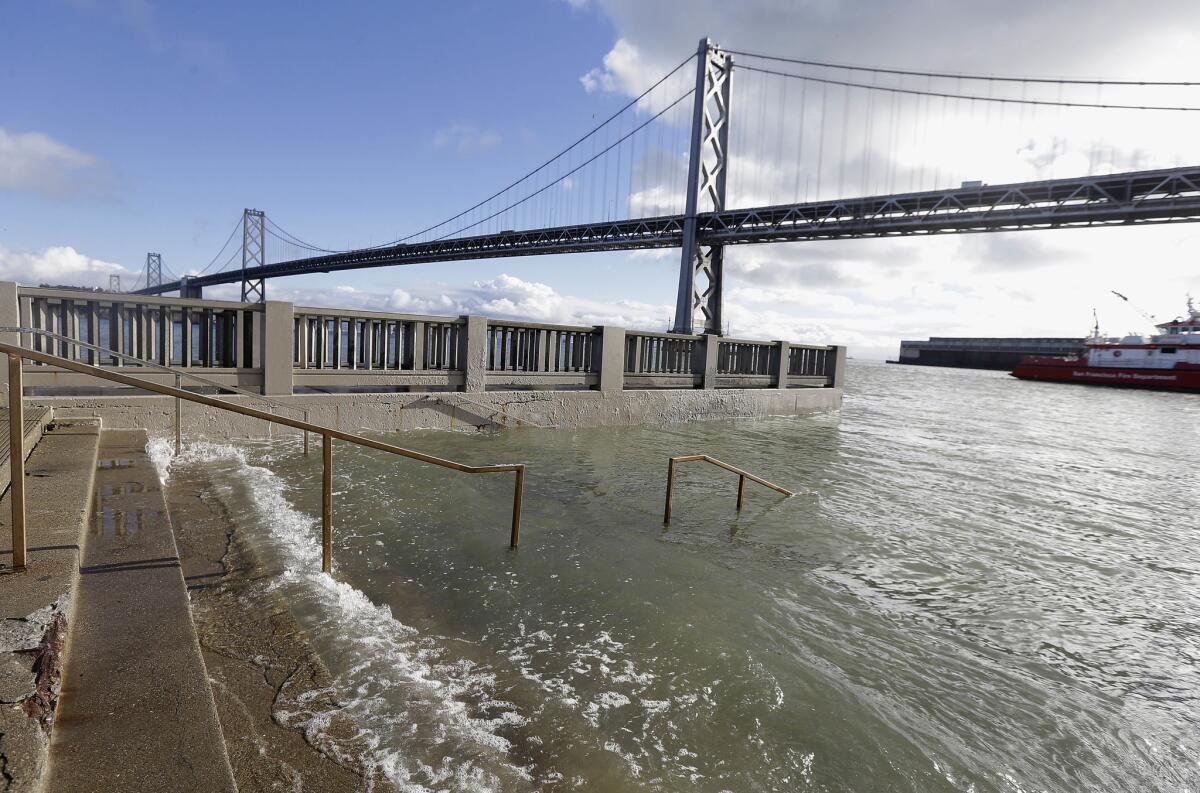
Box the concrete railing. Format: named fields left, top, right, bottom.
left=2, top=283, right=844, bottom=396
left=5, top=284, right=267, bottom=390
left=291, top=306, right=465, bottom=391
left=485, top=320, right=602, bottom=390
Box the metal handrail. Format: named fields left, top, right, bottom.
left=663, top=454, right=793, bottom=523
left=1, top=326, right=310, bottom=455
left=2, top=343, right=525, bottom=575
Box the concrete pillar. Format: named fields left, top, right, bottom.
left=701, top=333, right=720, bottom=389
left=182, top=308, right=193, bottom=367
left=261, top=300, right=294, bottom=396
left=598, top=326, right=625, bottom=393
left=179, top=277, right=203, bottom=299
left=463, top=315, right=488, bottom=392
left=830, top=345, right=848, bottom=389
left=0, top=281, right=19, bottom=392
left=407, top=321, right=425, bottom=370
left=775, top=340, right=790, bottom=389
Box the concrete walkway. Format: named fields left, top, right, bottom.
left=42, top=430, right=236, bottom=793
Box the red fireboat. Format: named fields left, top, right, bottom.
left=1011, top=299, right=1200, bottom=392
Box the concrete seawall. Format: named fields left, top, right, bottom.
left=34, top=387, right=841, bottom=438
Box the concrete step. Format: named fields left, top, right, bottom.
left=1, top=418, right=100, bottom=793
left=42, top=429, right=236, bottom=793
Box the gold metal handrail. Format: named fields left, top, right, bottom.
left=663, top=454, right=793, bottom=523
left=1, top=325, right=310, bottom=456
left=2, top=343, right=525, bottom=575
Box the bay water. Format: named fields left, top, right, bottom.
left=160, top=361, right=1200, bottom=792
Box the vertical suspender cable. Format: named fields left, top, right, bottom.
left=794, top=78, right=808, bottom=203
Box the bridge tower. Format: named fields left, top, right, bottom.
left=144, top=252, right=162, bottom=290
left=240, top=208, right=266, bottom=303
left=108, top=274, right=121, bottom=292
left=673, top=38, right=733, bottom=336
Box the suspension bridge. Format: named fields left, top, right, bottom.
left=134, top=39, right=1200, bottom=335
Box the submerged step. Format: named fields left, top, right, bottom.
left=42, top=430, right=236, bottom=793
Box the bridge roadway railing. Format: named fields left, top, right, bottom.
left=1, top=283, right=844, bottom=395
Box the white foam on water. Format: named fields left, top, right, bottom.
left=150, top=438, right=533, bottom=793
left=501, top=621, right=710, bottom=782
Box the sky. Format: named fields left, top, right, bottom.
left=3, top=0, right=1200, bottom=359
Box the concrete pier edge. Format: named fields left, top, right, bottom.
left=34, top=386, right=841, bottom=439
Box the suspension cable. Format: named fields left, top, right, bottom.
left=264, top=217, right=337, bottom=253
left=734, top=63, right=1200, bottom=111
left=431, top=88, right=695, bottom=241
left=726, top=49, right=1199, bottom=87
left=376, top=53, right=696, bottom=247
left=194, top=217, right=245, bottom=276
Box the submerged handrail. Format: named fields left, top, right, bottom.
left=0, top=325, right=310, bottom=456
left=663, top=454, right=794, bottom=523
left=1, top=343, right=525, bottom=574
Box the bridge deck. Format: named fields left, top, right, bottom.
left=135, top=166, right=1200, bottom=296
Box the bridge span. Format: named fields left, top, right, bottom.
left=135, top=165, right=1200, bottom=298
left=131, top=38, right=1200, bottom=335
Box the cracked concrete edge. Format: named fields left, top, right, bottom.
left=0, top=418, right=101, bottom=793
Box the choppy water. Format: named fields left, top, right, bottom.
left=155, top=362, right=1200, bottom=792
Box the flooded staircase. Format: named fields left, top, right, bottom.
left=41, top=430, right=236, bottom=793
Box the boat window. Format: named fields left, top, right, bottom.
left=1161, top=347, right=1177, bottom=354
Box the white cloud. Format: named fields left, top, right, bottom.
left=579, top=38, right=679, bottom=107
left=209, top=273, right=677, bottom=333
left=432, top=124, right=502, bottom=154
left=0, top=128, right=109, bottom=199
left=579, top=38, right=661, bottom=96
left=0, top=245, right=134, bottom=287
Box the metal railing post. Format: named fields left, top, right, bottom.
left=174, top=372, right=182, bottom=454
left=7, top=353, right=26, bottom=571
left=510, top=465, right=524, bottom=548
left=664, top=454, right=792, bottom=523
left=663, top=457, right=676, bottom=523
left=322, top=433, right=333, bottom=574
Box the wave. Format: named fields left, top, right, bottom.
left=147, top=437, right=533, bottom=793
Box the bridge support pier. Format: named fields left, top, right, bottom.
left=673, top=38, right=732, bottom=336
left=179, top=277, right=203, bottom=299
left=144, top=253, right=162, bottom=291
left=240, top=209, right=266, bottom=304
